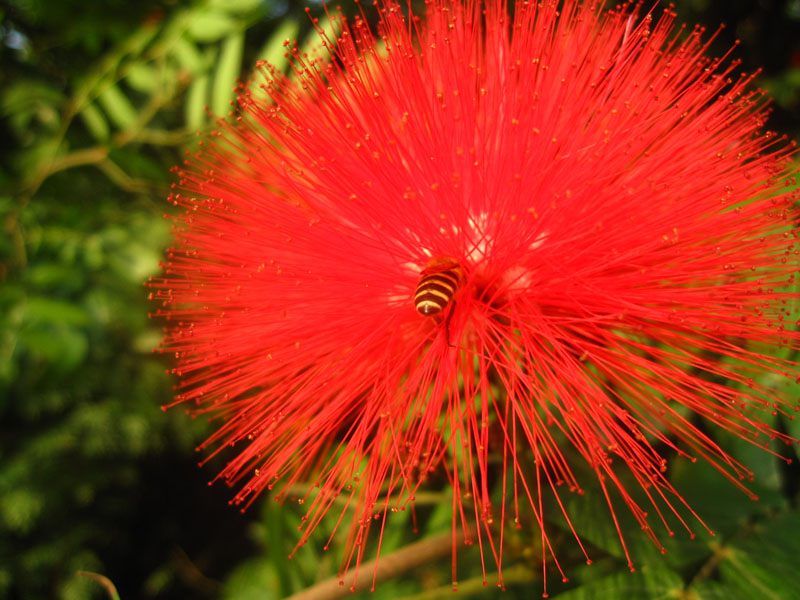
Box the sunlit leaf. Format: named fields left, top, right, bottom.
left=296, top=14, right=340, bottom=64
left=187, top=12, right=240, bottom=43
left=125, top=61, right=159, bottom=93
left=172, top=35, right=207, bottom=75
left=207, top=0, right=264, bottom=14
left=256, top=17, right=300, bottom=74
left=186, top=73, right=211, bottom=130
left=97, top=84, right=138, bottom=130
left=79, top=103, right=110, bottom=141
left=212, top=32, right=245, bottom=117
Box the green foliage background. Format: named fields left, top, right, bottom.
left=1, top=0, right=799, bottom=598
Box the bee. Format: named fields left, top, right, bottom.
left=414, top=258, right=463, bottom=317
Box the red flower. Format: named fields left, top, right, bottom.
left=149, top=0, right=799, bottom=594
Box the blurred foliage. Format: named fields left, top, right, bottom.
left=0, top=0, right=798, bottom=599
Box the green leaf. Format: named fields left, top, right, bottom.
left=17, top=138, right=64, bottom=183
left=97, top=84, right=138, bottom=130
left=132, top=329, right=162, bottom=354
left=256, top=17, right=300, bottom=74
left=125, top=61, right=159, bottom=94
left=143, top=565, right=173, bottom=597
left=212, top=32, right=244, bottom=117
left=0, top=488, right=45, bottom=534
left=775, top=369, right=800, bottom=461
left=717, top=510, right=800, bottom=600
left=687, top=580, right=749, bottom=600
left=207, top=0, right=264, bottom=14
left=550, top=475, right=710, bottom=570
left=553, top=566, right=682, bottom=600
left=296, top=15, right=339, bottom=64
left=24, top=262, right=86, bottom=292
left=186, top=73, right=211, bottom=130
left=782, top=413, right=800, bottom=461
left=22, top=297, right=91, bottom=327
left=172, top=35, right=206, bottom=75
left=712, top=412, right=784, bottom=494
left=106, top=237, right=166, bottom=284
left=17, top=326, right=89, bottom=373
left=1, top=80, right=65, bottom=139
left=222, top=558, right=281, bottom=600
left=78, top=103, right=110, bottom=141
left=670, top=458, right=785, bottom=539
left=187, top=12, right=240, bottom=43
left=13, top=297, right=91, bottom=375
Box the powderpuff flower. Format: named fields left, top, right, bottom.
left=149, top=0, right=799, bottom=593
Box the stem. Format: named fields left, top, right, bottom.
left=22, top=147, right=109, bottom=192
left=76, top=571, right=120, bottom=600
left=285, top=529, right=467, bottom=600
left=687, top=541, right=729, bottom=588
left=400, top=563, right=536, bottom=600
left=287, top=483, right=449, bottom=508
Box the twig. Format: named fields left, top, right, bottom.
left=400, top=563, right=536, bottom=600
left=687, top=517, right=760, bottom=590
left=96, top=158, right=164, bottom=194
left=285, top=483, right=449, bottom=508
left=285, top=529, right=467, bottom=600
left=687, top=541, right=730, bottom=588
left=76, top=571, right=120, bottom=600
left=172, top=546, right=222, bottom=596
left=131, top=128, right=194, bottom=146
left=22, top=146, right=109, bottom=192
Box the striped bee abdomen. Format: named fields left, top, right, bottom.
left=414, top=261, right=462, bottom=316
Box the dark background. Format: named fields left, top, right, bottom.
left=1, top=1, right=799, bottom=598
